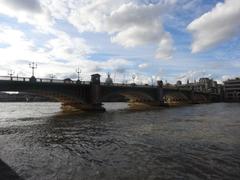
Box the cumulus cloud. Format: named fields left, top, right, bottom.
left=0, top=25, right=92, bottom=63
left=0, top=24, right=135, bottom=81
left=155, top=32, right=173, bottom=59
left=45, top=29, right=93, bottom=61
left=0, top=0, right=175, bottom=59
left=1, top=0, right=42, bottom=13
left=177, top=70, right=212, bottom=83
left=0, top=25, right=41, bottom=63
left=187, top=0, right=240, bottom=53
left=0, top=25, right=93, bottom=77
left=68, top=0, right=175, bottom=59
left=221, top=75, right=235, bottom=81
left=0, top=0, right=52, bottom=27
left=138, top=63, right=149, bottom=69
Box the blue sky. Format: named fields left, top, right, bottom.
left=0, top=0, right=239, bottom=84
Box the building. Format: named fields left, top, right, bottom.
left=178, top=78, right=222, bottom=94
left=176, top=80, right=182, bottom=86
left=63, top=78, right=73, bottom=83
left=105, top=73, right=113, bottom=85
left=224, top=78, right=240, bottom=102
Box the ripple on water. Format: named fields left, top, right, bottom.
left=0, top=102, right=240, bottom=180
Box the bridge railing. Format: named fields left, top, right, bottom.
left=0, top=76, right=30, bottom=82
left=1, top=75, right=153, bottom=87
left=0, top=76, right=220, bottom=95
left=0, top=76, right=91, bottom=85
left=101, top=82, right=159, bottom=88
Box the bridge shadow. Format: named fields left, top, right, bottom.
left=0, top=159, right=23, bottom=180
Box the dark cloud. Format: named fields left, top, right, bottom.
left=3, top=0, right=42, bottom=13
left=114, top=68, right=126, bottom=74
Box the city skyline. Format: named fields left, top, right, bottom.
left=0, top=0, right=239, bottom=84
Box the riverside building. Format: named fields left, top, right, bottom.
left=224, top=78, right=240, bottom=102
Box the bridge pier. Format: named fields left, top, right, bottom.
left=89, top=74, right=105, bottom=112
left=157, top=80, right=165, bottom=106
left=190, top=86, right=195, bottom=103
left=30, top=76, right=36, bottom=83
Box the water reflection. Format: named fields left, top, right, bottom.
left=0, top=103, right=240, bottom=180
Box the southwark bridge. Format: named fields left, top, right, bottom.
left=0, top=74, right=221, bottom=111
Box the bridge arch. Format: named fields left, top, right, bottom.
left=163, top=91, right=190, bottom=105
left=0, top=81, right=92, bottom=111
left=1, top=89, right=89, bottom=111
left=101, top=90, right=156, bottom=103
left=192, top=93, right=209, bottom=103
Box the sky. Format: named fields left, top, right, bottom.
left=0, top=0, right=239, bottom=84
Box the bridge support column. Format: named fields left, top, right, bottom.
left=157, top=80, right=164, bottom=105
left=30, top=76, right=36, bottom=83
left=190, top=86, right=196, bottom=103
left=207, top=94, right=212, bottom=102
left=86, top=74, right=105, bottom=111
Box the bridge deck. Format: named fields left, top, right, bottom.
left=0, top=75, right=218, bottom=94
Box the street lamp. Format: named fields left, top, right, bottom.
left=76, top=67, right=81, bottom=83
left=29, top=62, right=37, bottom=77
left=151, top=75, right=155, bottom=86
left=8, top=69, right=15, bottom=80
left=50, top=74, right=55, bottom=82
left=132, top=74, right=136, bottom=84
left=50, top=74, right=55, bottom=79
left=29, top=62, right=37, bottom=82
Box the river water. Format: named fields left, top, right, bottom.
left=0, top=102, right=240, bottom=180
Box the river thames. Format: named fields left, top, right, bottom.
left=0, top=102, right=240, bottom=180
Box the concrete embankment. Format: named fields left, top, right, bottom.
left=0, top=159, right=23, bottom=180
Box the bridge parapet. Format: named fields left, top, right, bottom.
left=0, top=76, right=91, bottom=85
left=0, top=74, right=222, bottom=111
left=0, top=75, right=220, bottom=95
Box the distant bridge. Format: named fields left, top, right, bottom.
left=0, top=74, right=221, bottom=111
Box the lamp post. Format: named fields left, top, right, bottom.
left=50, top=74, right=55, bottom=82
left=29, top=62, right=37, bottom=77
left=29, top=62, right=37, bottom=82
left=122, top=73, right=126, bottom=84
left=76, top=67, right=81, bottom=83
left=151, top=75, right=155, bottom=86
left=50, top=74, right=55, bottom=79
left=8, top=70, right=15, bottom=80
left=132, top=74, right=136, bottom=84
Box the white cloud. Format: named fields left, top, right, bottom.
left=68, top=0, right=175, bottom=59
left=0, top=25, right=91, bottom=77
left=177, top=70, right=212, bottom=83
left=0, top=0, right=53, bottom=28
left=45, top=29, right=93, bottom=61
left=187, top=0, right=240, bottom=53
left=0, top=24, right=134, bottom=81
left=221, top=75, right=235, bottom=81
left=138, top=63, right=149, bottom=69
left=1, top=0, right=42, bottom=13
left=68, top=0, right=127, bottom=32
left=0, top=25, right=44, bottom=64
left=0, top=0, right=175, bottom=59
left=0, top=25, right=92, bottom=64
left=155, top=32, right=173, bottom=59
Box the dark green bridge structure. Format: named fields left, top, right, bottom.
left=0, top=74, right=221, bottom=111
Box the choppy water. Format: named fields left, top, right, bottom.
left=0, top=102, right=240, bottom=180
